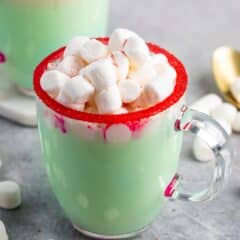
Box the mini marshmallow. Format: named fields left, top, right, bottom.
left=59, top=75, right=94, bottom=104
left=56, top=89, right=72, bottom=105
left=119, top=79, right=142, bottom=103
left=57, top=55, right=84, bottom=77
left=0, top=181, right=21, bottom=209
left=64, top=36, right=90, bottom=57
left=111, top=51, right=129, bottom=80
left=144, top=76, right=175, bottom=105
left=106, top=124, right=131, bottom=143
left=0, top=221, right=8, bottom=240
left=211, top=102, right=237, bottom=125
left=69, top=103, right=85, bottom=111
left=190, top=94, right=222, bottom=115
left=114, top=107, right=128, bottom=114
left=123, top=35, right=150, bottom=69
left=40, top=70, right=70, bottom=96
left=109, top=28, right=137, bottom=52
left=230, top=77, right=240, bottom=103
left=95, top=85, right=122, bottom=114
left=193, top=136, right=214, bottom=162
left=83, top=59, right=117, bottom=92
left=79, top=39, right=108, bottom=63
left=129, top=62, right=157, bottom=85
left=232, top=112, right=240, bottom=132
left=151, top=54, right=169, bottom=75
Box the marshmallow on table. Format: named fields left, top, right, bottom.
left=82, top=58, right=117, bottom=92
left=64, top=36, right=90, bottom=57
left=230, top=77, right=240, bottom=103
left=56, top=55, right=84, bottom=77
left=123, top=35, right=150, bottom=69
left=119, top=79, right=142, bottom=103
left=109, top=28, right=137, bottom=52
left=111, top=51, right=129, bottom=80
left=79, top=39, right=108, bottom=63
left=232, top=112, right=240, bottom=132
left=0, top=221, right=8, bottom=240
left=95, top=85, right=122, bottom=114
left=211, top=102, right=237, bottom=125
left=190, top=94, right=222, bottom=115
left=0, top=181, right=21, bottom=209
left=40, top=70, right=70, bottom=96
left=57, top=75, right=94, bottom=105
left=144, top=75, right=175, bottom=105
left=193, top=136, right=214, bottom=162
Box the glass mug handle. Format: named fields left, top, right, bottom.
left=165, top=105, right=233, bottom=202
left=0, top=51, right=6, bottom=64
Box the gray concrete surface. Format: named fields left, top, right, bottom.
left=0, top=0, right=240, bottom=239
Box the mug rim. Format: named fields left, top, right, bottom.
left=33, top=37, right=188, bottom=124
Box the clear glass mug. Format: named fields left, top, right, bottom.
left=33, top=39, right=233, bottom=239
left=0, top=0, right=109, bottom=95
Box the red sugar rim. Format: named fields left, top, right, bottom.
left=34, top=37, right=188, bottom=124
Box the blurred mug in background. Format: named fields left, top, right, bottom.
left=0, top=0, right=109, bottom=95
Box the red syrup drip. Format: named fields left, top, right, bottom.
left=0, top=52, right=6, bottom=63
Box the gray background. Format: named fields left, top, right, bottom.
left=1, top=0, right=240, bottom=239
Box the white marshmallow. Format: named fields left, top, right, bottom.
left=129, top=94, right=148, bottom=110
left=144, top=76, right=175, bottom=105
left=83, top=59, right=117, bottom=92
left=0, top=181, right=21, bottom=209
left=230, top=77, right=240, bottom=103
left=60, top=75, right=94, bottom=104
left=123, top=35, right=150, bottom=69
left=111, top=51, right=129, bottom=80
left=119, top=79, right=142, bottom=103
left=40, top=70, right=70, bottom=95
left=69, top=103, right=85, bottom=111
left=106, top=124, right=131, bottom=143
left=79, top=39, right=108, bottom=63
left=0, top=221, right=8, bottom=240
left=214, top=117, right=232, bottom=135
left=211, top=102, right=237, bottom=125
left=95, top=85, right=122, bottom=114
left=232, top=112, right=240, bottom=132
left=114, top=107, right=128, bottom=114
left=57, top=55, right=84, bottom=77
left=64, top=36, right=90, bottom=57
left=56, top=89, right=71, bottom=105
left=193, top=136, right=214, bottom=162
left=109, top=28, right=137, bottom=52
left=190, top=94, right=222, bottom=115
left=129, top=62, right=157, bottom=85
left=151, top=54, right=169, bottom=75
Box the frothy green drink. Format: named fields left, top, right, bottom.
left=0, top=0, right=109, bottom=90
left=37, top=101, right=183, bottom=235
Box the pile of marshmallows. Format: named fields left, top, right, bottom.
left=41, top=28, right=176, bottom=114
left=0, top=160, right=22, bottom=240
left=191, top=93, right=240, bottom=162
